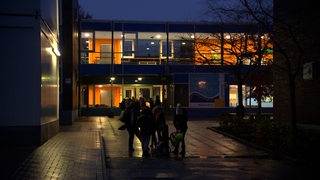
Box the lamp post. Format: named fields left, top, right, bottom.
left=110, top=77, right=115, bottom=108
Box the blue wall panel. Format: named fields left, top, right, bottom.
left=80, top=64, right=109, bottom=75
left=169, top=65, right=194, bottom=73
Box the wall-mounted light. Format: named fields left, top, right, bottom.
left=52, top=47, right=61, bottom=56
left=138, top=77, right=142, bottom=81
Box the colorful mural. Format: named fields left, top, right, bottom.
left=189, top=73, right=224, bottom=107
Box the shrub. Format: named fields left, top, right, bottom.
left=217, top=115, right=320, bottom=165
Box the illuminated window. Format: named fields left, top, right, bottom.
left=81, top=32, right=94, bottom=51
left=229, top=85, right=273, bottom=107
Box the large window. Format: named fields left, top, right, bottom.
left=81, top=84, right=121, bottom=108
left=136, top=39, right=160, bottom=58
left=229, top=85, right=273, bottom=108
left=123, top=40, right=134, bottom=57
left=80, top=32, right=94, bottom=64
left=80, top=83, right=165, bottom=108
left=173, top=40, right=194, bottom=58
left=161, top=40, right=173, bottom=58
left=80, top=32, right=94, bottom=51
left=79, top=23, right=273, bottom=66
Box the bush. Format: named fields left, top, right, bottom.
left=217, top=115, right=320, bottom=166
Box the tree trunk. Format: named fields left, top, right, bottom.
left=289, top=74, right=297, bottom=142
left=237, top=69, right=245, bottom=118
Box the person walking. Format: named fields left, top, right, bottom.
left=152, top=104, right=165, bottom=142
left=137, top=103, right=155, bottom=157
left=124, top=99, right=141, bottom=152
left=153, top=104, right=169, bottom=156
left=172, top=103, right=188, bottom=156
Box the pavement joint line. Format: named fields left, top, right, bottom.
left=98, top=131, right=108, bottom=180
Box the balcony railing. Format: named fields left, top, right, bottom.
left=80, top=52, right=272, bottom=66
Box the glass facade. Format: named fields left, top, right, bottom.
left=80, top=23, right=272, bottom=66
left=79, top=21, right=273, bottom=114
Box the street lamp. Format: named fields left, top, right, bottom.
left=110, top=77, right=115, bottom=108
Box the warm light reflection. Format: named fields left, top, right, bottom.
left=52, top=47, right=61, bottom=56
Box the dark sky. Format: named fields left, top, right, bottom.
left=78, top=0, right=209, bottom=22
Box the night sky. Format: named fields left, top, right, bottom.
left=78, top=0, right=209, bottom=21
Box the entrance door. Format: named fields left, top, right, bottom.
left=139, top=88, right=150, bottom=100
left=124, top=88, right=135, bottom=99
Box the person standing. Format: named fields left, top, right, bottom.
left=124, top=99, right=140, bottom=152
left=149, top=98, right=154, bottom=110
left=173, top=103, right=188, bottom=156
left=154, top=95, right=161, bottom=107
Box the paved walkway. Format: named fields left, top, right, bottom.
left=1, top=119, right=106, bottom=179
left=102, top=116, right=268, bottom=159
left=1, top=116, right=318, bottom=179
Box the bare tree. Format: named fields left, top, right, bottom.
left=239, top=0, right=314, bottom=141
left=78, top=4, right=92, bottom=19
left=203, top=0, right=273, bottom=117
left=205, top=0, right=320, bottom=140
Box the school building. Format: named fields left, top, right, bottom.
left=78, top=20, right=273, bottom=117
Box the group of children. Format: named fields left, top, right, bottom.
left=119, top=97, right=187, bottom=157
